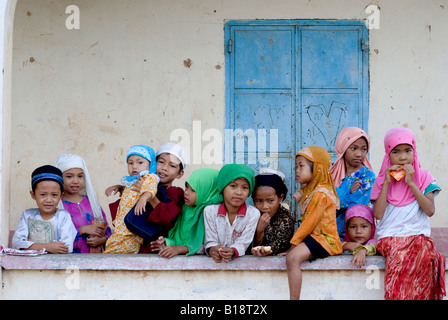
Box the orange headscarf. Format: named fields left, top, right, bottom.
left=330, top=127, right=372, bottom=187
left=294, top=146, right=339, bottom=215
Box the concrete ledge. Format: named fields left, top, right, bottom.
left=2, top=227, right=446, bottom=272
left=2, top=228, right=447, bottom=300
left=1, top=253, right=386, bottom=271
left=1, top=253, right=446, bottom=300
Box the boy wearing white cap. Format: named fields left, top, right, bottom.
left=139, top=142, right=188, bottom=253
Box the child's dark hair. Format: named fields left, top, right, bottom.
left=251, top=174, right=288, bottom=199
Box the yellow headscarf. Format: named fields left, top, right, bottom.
left=294, top=146, right=339, bottom=215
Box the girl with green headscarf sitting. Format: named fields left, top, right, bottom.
left=204, top=164, right=260, bottom=263
left=150, top=167, right=220, bottom=258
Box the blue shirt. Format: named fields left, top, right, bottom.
left=335, top=166, right=376, bottom=239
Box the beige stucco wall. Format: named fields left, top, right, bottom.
left=7, top=0, right=448, bottom=232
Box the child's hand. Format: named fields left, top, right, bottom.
left=351, top=248, right=367, bottom=268
left=256, top=212, right=271, bottom=233
left=251, top=245, right=272, bottom=256
left=159, top=245, right=188, bottom=259
left=46, top=241, right=69, bottom=254
left=342, top=241, right=363, bottom=252
left=385, top=165, right=403, bottom=184
left=209, top=246, right=223, bottom=263
left=149, top=236, right=166, bottom=252
left=86, top=235, right=107, bottom=247
left=402, top=164, right=415, bottom=186
left=131, top=179, right=143, bottom=193
left=134, top=191, right=154, bottom=215
left=134, top=198, right=147, bottom=215
left=80, top=224, right=106, bottom=237
left=350, top=180, right=362, bottom=194
left=105, top=185, right=123, bottom=197
left=218, top=246, right=235, bottom=263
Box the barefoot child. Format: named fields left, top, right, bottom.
left=12, top=165, right=77, bottom=253
left=151, top=167, right=220, bottom=258
left=54, top=154, right=111, bottom=253
left=204, top=164, right=259, bottom=262
left=330, top=127, right=375, bottom=239
left=104, top=145, right=159, bottom=254
left=371, top=127, right=446, bottom=300
left=285, top=147, right=342, bottom=300
left=342, top=204, right=377, bottom=268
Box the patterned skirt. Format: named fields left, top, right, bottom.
left=378, top=235, right=446, bottom=300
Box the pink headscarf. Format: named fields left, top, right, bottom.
left=330, top=127, right=373, bottom=187
left=370, top=127, right=435, bottom=207
left=344, top=204, right=376, bottom=245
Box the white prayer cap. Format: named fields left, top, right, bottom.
left=156, top=142, right=188, bottom=170
left=259, top=168, right=286, bottom=182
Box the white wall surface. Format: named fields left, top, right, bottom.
left=5, top=0, right=448, bottom=231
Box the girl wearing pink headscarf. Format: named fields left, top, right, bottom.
left=342, top=204, right=377, bottom=268
left=371, top=127, right=445, bottom=300
left=330, top=127, right=375, bottom=240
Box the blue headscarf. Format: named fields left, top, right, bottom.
left=121, top=145, right=157, bottom=187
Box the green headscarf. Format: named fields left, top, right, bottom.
left=217, top=163, right=255, bottom=196
left=166, top=167, right=220, bottom=255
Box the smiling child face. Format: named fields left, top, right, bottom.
left=62, top=168, right=85, bottom=196
left=30, top=180, right=63, bottom=218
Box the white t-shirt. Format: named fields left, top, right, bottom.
left=375, top=183, right=440, bottom=239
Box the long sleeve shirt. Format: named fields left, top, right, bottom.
left=290, top=192, right=342, bottom=256
left=204, top=203, right=259, bottom=257
left=146, top=186, right=184, bottom=228
left=12, top=208, right=77, bottom=253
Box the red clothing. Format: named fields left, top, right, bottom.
left=147, top=186, right=184, bottom=228
left=139, top=186, right=184, bottom=253
left=378, top=235, right=446, bottom=300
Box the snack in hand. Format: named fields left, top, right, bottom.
left=390, top=169, right=406, bottom=181
left=252, top=245, right=272, bottom=255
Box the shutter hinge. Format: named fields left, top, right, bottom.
left=361, top=38, right=369, bottom=52
left=227, top=38, right=233, bottom=53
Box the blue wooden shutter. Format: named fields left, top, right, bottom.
left=225, top=25, right=297, bottom=207
left=298, top=24, right=369, bottom=160
left=225, top=20, right=369, bottom=210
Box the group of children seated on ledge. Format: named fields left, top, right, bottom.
left=10, top=127, right=446, bottom=300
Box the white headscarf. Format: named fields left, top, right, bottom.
left=54, top=154, right=103, bottom=219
